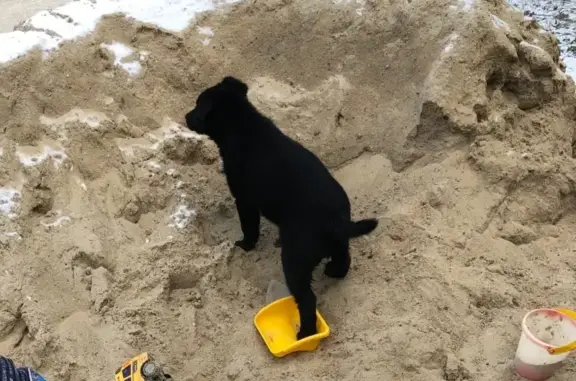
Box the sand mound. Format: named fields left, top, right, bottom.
left=0, top=0, right=575, bottom=380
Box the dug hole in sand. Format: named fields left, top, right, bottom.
left=0, top=0, right=575, bottom=380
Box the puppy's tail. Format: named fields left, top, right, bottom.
left=347, top=218, right=379, bottom=238
left=329, top=217, right=378, bottom=240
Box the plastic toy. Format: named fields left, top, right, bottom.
left=115, top=352, right=172, bottom=381
left=254, top=295, right=330, bottom=357
left=514, top=308, right=576, bottom=380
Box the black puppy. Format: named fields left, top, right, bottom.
left=185, top=76, right=378, bottom=339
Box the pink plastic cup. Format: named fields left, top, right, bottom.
left=514, top=309, right=576, bottom=381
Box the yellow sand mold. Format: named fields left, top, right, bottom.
left=254, top=296, right=330, bottom=357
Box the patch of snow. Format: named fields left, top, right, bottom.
left=197, top=26, right=214, bottom=46
left=555, top=67, right=567, bottom=81
left=115, top=140, right=153, bottom=158
left=140, top=51, right=150, bottom=61
left=40, top=108, right=111, bottom=130
left=332, top=0, right=365, bottom=14
left=152, top=118, right=204, bottom=142
left=507, top=0, right=576, bottom=79
left=563, top=56, right=576, bottom=79
left=460, top=0, right=475, bottom=12
left=102, top=42, right=142, bottom=76
left=0, top=0, right=243, bottom=64
left=41, top=215, right=71, bottom=228
left=74, top=176, right=88, bottom=191
left=148, top=161, right=162, bottom=170
left=4, top=232, right=22, bottom=240
left=519, top=41, right=550, bottom=57
left=353, top=0, right=366, bottom=16
left=443, top=33, right=459, bottom=54
left=16, top=143, right=68, bottom=168
left=0, top=31, right=61, bottom=64
left=0, top=188, right=21, bottom=219
left=116, top=117, right=202, bottom=159
left=507, top=2, right=521, bottom=12
left=169, top=204, right=196, bottom=229
left=491, top=14, right=511, bottom=33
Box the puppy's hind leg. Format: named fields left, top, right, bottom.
left=324, top=238, right=351, bottom=279
left=234, top=198, right=260, bottom=252
left=280, top=229, right=320, bottom=340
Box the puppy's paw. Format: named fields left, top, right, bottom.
left=273, top=237, right=282, bottom=248
left=297, top=326, right=317, bottom=341
left=324, top=261, right=349, bottom=279
left=234, top=239, right=257, bottom=252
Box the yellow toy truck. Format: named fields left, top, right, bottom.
left=114, top=352, right=173, bottom=381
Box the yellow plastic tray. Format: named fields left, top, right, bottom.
left=254, top=296, right=330, bottom=357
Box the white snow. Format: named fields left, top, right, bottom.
left=151, top=118, right=203, bottom=143
left=0, top=31, right=61, bottom=64
left=519, top=40, right=550, bottom=56
left=102, top=42, right=142, bottom=76
left=0, top=0, right=242, bottom=64
left=332, top=0, right=365, bottom=15
left=4, top=232, right=22, bottom=240
left=16, top=144, right=68, bottom=168
left=41, top=215, right=71, bottom=228
left=507, top=0, right=576, bottom=79
left=40, top=108, right=111, bottom=130
left=74, top=177, right=88, bottom=191
left=491, top=14, right=511, bottom=33
left=116, top=117, right=202, bottom=158
left=460, top=0, right=475, bottom=12
left=147, top=161, right=162, bottom=172
left=0, top=188, right=21, bottom=218
left=169, top=204, right=196, bottom=229
left=562, top=56, right=576, bottom=79
left=197, top=26, right=214, bottom=45
left=148, top=161, right=162, bottom=169
left=443, top=33, right=459, bottom=54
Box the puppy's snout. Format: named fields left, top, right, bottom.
left=185, top=111, right=198, bottom=130
left=185, top=107, right=209, bottom=134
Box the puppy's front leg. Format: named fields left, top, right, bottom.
left=234, top=198, right=260, bottom=251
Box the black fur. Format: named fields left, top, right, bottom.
left=185, top=76, right=379, bottom=339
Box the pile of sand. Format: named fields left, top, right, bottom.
left=0, top=0, right=575, bottom=380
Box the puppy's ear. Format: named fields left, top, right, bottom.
left=221, top=76, right=249, bottom=96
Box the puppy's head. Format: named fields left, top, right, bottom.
left=185, top=76, right=249, bottom=138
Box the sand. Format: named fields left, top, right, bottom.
left=0, top=0, right=575, bottom=380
